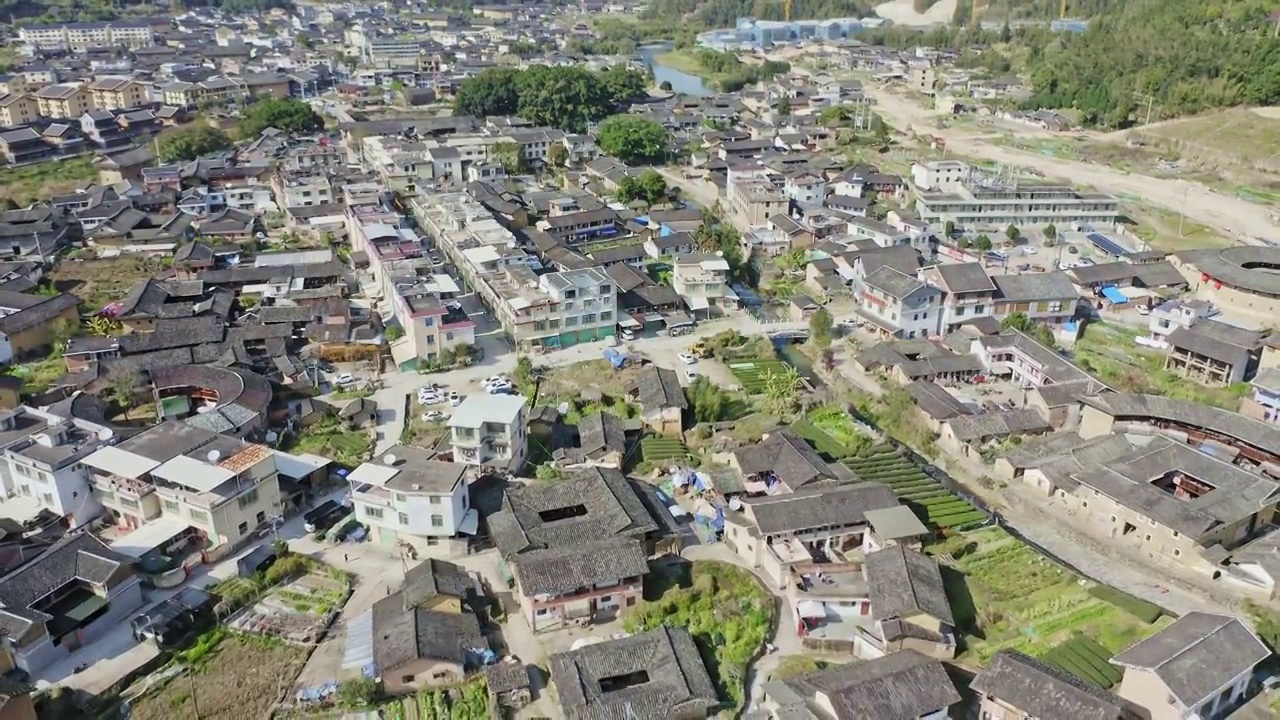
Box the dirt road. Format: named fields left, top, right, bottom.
left=864, top=87, right=1280, bottom=244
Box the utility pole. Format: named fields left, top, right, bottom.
left=188, top=671, right=202, bottom=719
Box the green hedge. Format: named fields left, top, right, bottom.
left=1087, top=585, right=1164, bottom=623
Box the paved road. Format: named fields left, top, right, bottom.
left=862, top=86, right=1279, bottom=244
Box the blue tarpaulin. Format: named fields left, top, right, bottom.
left=1100, top=286, right=1127, bottom=304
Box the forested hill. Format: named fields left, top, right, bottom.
left=1021, top=0, right=1280, bottom=127
left=1, top=0, right=293, bottom=24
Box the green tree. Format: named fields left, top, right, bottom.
left=943, top=220, right=955, bottom=238
left=384, top=326, right=404, bottom=342
left=490, top=140, right=527, bottom=174
left=659, top=80, right=673, bottom=91
left=617, top=170, right=668, bottom=206
left=238, top=98, right=322, bottom=138
left=1001, top=312, right=1057, bottom=348
left=599, top=65, right=649, bottom=105
left=1043, top=223, right=1058, bottom=246
left=107, top=368, right=141, bottom=420
left=597, top=115, right=669, bottom=165
left=1005, top=224, right=1020, bottom=243
left=817, top=104, right=851, bottom=125
left=685, top=377, right=727, bottom=423
left=974, top=235, right=993, bottom=252
left=337, top=677, right=378, bottom=709
left=808, top=307, right=833, bottom=349
left=547, top=143, right=569, bottom=168
left=774, top=96, right=791, bottom=116
left=156, top=123, right=232, bottom=162
left=515, top=66, right=611, bottom=132
left=454, top=67, right=521, bottom=118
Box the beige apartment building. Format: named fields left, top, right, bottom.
left=34, top=83, right=93, bottom=120
left=83, top=421, right=283, bottom=556
left=88, top=77, right=147, bottom=111
left=448, top=394, right=528, bottom=470
left=0, top=94, right=39, bottom=127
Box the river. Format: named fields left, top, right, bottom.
left=638, top=44, right=713, bottom=97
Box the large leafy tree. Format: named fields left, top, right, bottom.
left=597, top=115, right=669, bottom=165
left=515, top=66, right=610, bottom=133
left=156, top=123, right=233, bottom=162
left=599, top=65, right=649, bottom=105
left=238, top=98, right=322, bottom=138
left=453, top=67, right=521, bottom=118
left=617, top=170, right=668, bottom=206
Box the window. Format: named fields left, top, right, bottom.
left=974, top=305, right=985, bottom=313
left=462, top=493, right=468, bottom=510
left=400, top=674, right=415, bottom=684
left=599, top=595, right=612, bottom=603
left=424, top=317, right=434, bottom=327
left=626, top=596, right=636, bottom=607
left=395, top=493, right=406, bottom=502
left=237, top=489, right=259, bottom=509
left=430, top=495, right=441, bottom=504
left=163, top=499, right=180, bottom=513
left=365, top=506, right=384, bottom=519
left=955, top=306, right=965, bottom=317
left=1082, top=501, right=1088, bottom=508
left=256, top=511, right=266, bottom=524
left=535, top=608, right=549, bottom=616
left=238, top=521, right=249, bottom=536
left=119, top=497, right=139, bottom=509
left=189, top=509, right=209, bottom=522
left=431, top=514, right=444, bottom=527
left=399, top=512, right=409, bottom=525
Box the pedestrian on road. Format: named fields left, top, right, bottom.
left=343, top=553, right=349, bottom=562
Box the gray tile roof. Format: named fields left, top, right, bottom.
left=768, top=650, right=960, bottom=720
left=933, top=262, right=994, bottom=293
left=489, top=467, right=658, bottom=556
left=904, top=381, right=970, bottom=421
left=971, top=650, right=1138, bottom=720
left=549, top=627, right=718, bottom=720
left=991, top=271, right=1078, bottom=302
left=1167, top=319, right=1261, bottom=367
left=1112, top=612, right=1270, bottom=708
left=630, top=366, right=687, bottom=410
left=946, top=408, right=1051, bottom=441
left=733, top=430, right=834, bottom=489
left=0, top=534, right=131, bottom=617
left=1069, top=439, right=1279, bottom=539
left=744, top=482, right=900, bottom=535
left=864, top=545, right=954, bottom=626
left=1081, top=392, right=1280, bottom=458
left=370, top=602, right=486, bottom=675
left=513, top=536, right=649, bottom=598
left=863, top=265, right=927, bottom=299
left=399, top=558, right=473, bottom=609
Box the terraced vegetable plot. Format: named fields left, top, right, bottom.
left=927, top=528, right=1169, bottom=664
left=1039, top=635, right=1123, bottom=688
left=727, top=359, right=789, bottom=393
left=843, top=450, right=986, bottom=529
left=641, top=436, right=691, bottom=462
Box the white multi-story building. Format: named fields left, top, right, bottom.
left=672, top=253, right=736, bottom=318
left=448, top=394, right=528, bottom=471
left=858, top=265, right=942, bottom=340
left=347, top=444, right=474, bottom=553
left=0, top=406, right=114, bottom=527
left=910, top=160, right=972, bottom=192
left=19, top=22, right=154, bottom=51
left=82, top=421, right=283, bottom=554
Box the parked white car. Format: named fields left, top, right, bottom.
left=677, top=353, right=698, bottom=365
left=334, top=373, right=355, bottom=386
left=421, top=411, right=448, bottom=422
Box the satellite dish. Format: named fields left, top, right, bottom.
left=383, top=454, right=397, bottom=466
left=207, top=450, right=221, bottom=463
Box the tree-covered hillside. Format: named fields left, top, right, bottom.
left=1021, top=0, right=1280, bottom=127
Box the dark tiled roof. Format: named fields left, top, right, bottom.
left=0, top=534, right=130, bottom=611
left=743, top=482, right=899, bottom=535
left=864, top=545, right=954, bottom=626
left=733, top=430, right=834, bottom=488
left=513, top=535, right=648, bottom=597
left=399, top=558, right=473, bottom=609
left=549, top=627, right=718, bottom=720
left=971, top=650, right=1138, bottom=720
left=370, top=603, right=486, bottom=674
left=1111, top=612, right=1270, bottom=708
left=768, top=650, right=960, bottom=720
left=630, top=366, right=687, bottom=410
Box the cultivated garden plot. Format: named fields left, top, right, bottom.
left=727, top=359, right=790, bottom=393
left=843, top=450, right=986, bottom=530
left=641, top=436, right=692, bottom=464
left=129, top=635, right=308, bottom=720
left=927, top=528, right=1170, bottom=665
left=1039, top=635, right=1123, bottom=688
left=227, top=570, right=348, bottom=644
